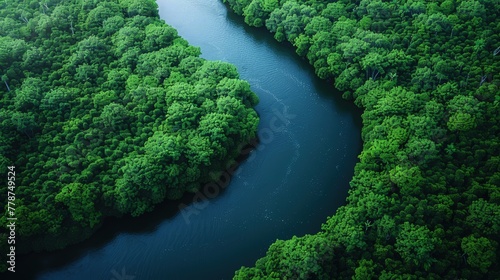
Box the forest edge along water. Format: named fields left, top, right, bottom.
left=11, top=0, right=361, bottom=279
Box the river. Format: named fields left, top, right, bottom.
left=16, top=1, right=361, bottom=279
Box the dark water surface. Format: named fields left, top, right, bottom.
left=18, top=1, right=362, bottom=279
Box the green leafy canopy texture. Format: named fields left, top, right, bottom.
left=224, top=0, right=500, bottom=279
left=0, top=0, right=259, bottom=268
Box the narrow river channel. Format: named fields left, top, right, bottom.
left=17, top=1, right=362, bottom=279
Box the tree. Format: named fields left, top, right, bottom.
left=55, top=183, right=102, bottom=228
left=165, top=82, right=198, bottom=106
left=457, top=0, right=486, bottom=20
left=50, top=4, right=77, bottom=34
left=144, top=131, right=182, bottom=164
left=85, top=4, right=121, bottom=31
left=166, top=101, right=202, bottom=130
left=365, top=0, right=392, bottom=20
left=446, top=94, right=481, bottom=131
left=338, top=38, right=370, bottom=63
left=335, top=65, right=363, bottom=92
left=143, top=23, right=177, bottom=52
left=395, top=222, right=437, bottom=270
left=447, top=112, right=477, bottom=131
left=41, top=87, right=76, bottom=112
left=425, top=12, right=451, bottom=35
left=389, top=165, right=423, bottom=196
left=405, top=137, right=438, bottom=165
left=361, top=51, right=388, bottom=81
left=304, top=16, right=331, bottom=37
left=216, top=77, right=259, bottom=107
left=321, top=3, right=347, bottom=21
left=92, top=90, right=117, bottom=109
left=373, top=86, right=419, bottom=116
left=112, top=26, right=145, bottom=56
left=466, top=199, right=500, bottom=235
left=10, top=111, right=38, bottom=138
left=0, top=36, right=28, bottom=69
left=411, top=67, right=435, bottom=91
left=243, top=0, right=279, bottom=27
left=75, top=63, right=99, bottom=83
left=121, top=0, right=158, bottom=17
left=461, top=235, right=496, bottom=273
left=353, top=259, right=377, bottom=280
left=307, top=31, right=335, bottom=64
left=254, top=235, right=334, bottom=280
left=178, top=56, right=204, bottom=76
left=266, top=1, right=316, bottom=43
left=376, top=215, right=397, bottom=241
left=100, top=103, right=130, bottom=128
left=113, top=155, right=165, bottom=216
left=102, top=15, right=125, bottom=35
left=322, top=206, right=367, bottom=253
left=192, top=60, right=239, bottom=82
left=222, top=0, right=253, bottom=15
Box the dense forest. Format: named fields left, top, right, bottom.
left=222, top=0, right=500, bottom=279
left=0, top=0, right=259, bottom=272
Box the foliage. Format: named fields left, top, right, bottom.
left=224, top=0, right=500, bottom=278
left=0, top=0, right=259, bottom=270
